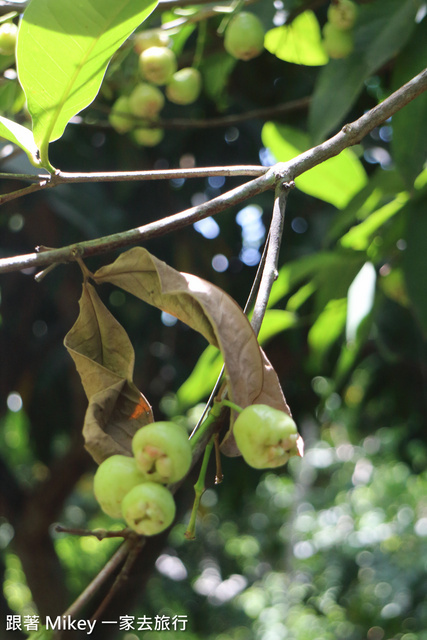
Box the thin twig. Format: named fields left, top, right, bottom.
left=55, top=165, right=265, bottom=183
left=90, top=537, right=146, bottom=623
left=61, top=539, right=132, bottom=620
left=55, top=524, right=131, bottom=539
left=0, top=165, right=265, bottom=196
left=0, top=169, right=276, bottom=274
left=250, top=181, right=293, bottom=335
left=90, top=96, right=311, bottom=131
left=286, top=69, right=427, bottom=180
left=0, top=180, right=50, bottom=204
left=189, top=227, right=271, bottom=439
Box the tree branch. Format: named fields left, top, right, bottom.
left=0, top=68, right=425, bottom=276
left=0, top=170, right=276, bottom=274
left=287, top=68, right=427, bottom=181
left=90, top=96, right=311, bottom=131
left=251, top=181, right=292, bottom=335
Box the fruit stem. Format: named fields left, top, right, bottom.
left=221, top=399, right=243, bottom=414
left=184, top=437, right=214, bottom=540
left=193, top=19, right=207, bottom=69
left=189, top=398, right=243, bottom=451
left=189, top=399, right=222, bottom=450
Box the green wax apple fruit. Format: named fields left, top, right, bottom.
left=224, top=12, right=265, bottom=61
left=109, top=96, right=134, bottom=133
left=0, top=22, right=18, bottom=56
left=134, top=29, right=171, bottom=55
left=121, top=482, right=176, bottom=535
left=132, top=422, right=192, bottom=484
left=323, top=22, right=354, bottom=58
left=233, top=404, right=300, bottom=469
left=327, top=0, right=358, bottom=30
left=93, top=455, right=146, bottom=519
left=139, top=46, right=177, bottom=86
left=166, top=68, right=202, bottom=105
left=133, top=127, right=164, bottom=147
left=129, top=83, right=165, bottom=118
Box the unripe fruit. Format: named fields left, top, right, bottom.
left=93, top=455, right=146, bottom=519
left=121, top=482, right=176, bottom=535
left=327, top=0, right=358, bottom=31
left=139, top=46, right=177, bottom=86
left=133, top=127, right=164, bottom=147
left=132, top=422, right=192, bottom=484
left=134, top=29, right=172, bottom=55
left=233, top=404, right=300, bottom=469
left=109, top=96, right=134, bottom=133
left=0, top=22, right=18, bottom=56
left=166, top=67, right=202, bottom=105
left=128, top=83, right=165, bottom=118
left=224, top=12, right=265, bottom=61
left=323, top=22, right=354, bottom=58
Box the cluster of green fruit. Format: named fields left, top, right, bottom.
left=93, top=421, right=192, bottom=536
left=108, top=11, right=265, bottom=145
left=93, top=404, right=301, bottom=537
left=0, top=21, right=18, bottom=56
left=322, top=0, right=358, bottom=59
left=109, top=29, right=202, bottom=146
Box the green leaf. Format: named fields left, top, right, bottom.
left=269, top=251, right=365, bottom=317
left=264, top=11, right=328, bottom=66
left=391, top=19, right=427, bottom=189
left=340, top=192, right=409, bottom=251
left=262, top=122, right=367, bottom=209
left=0, top=114, right=40, bottom=166
left=308, top=298, right=347, bottom=369
left=326, top=167, right=407, bottom=244
left=309, top=0, right=420, bottom=142
left=257, top=309, right=297, bottom=343
left=269, top=252, right=347, bottom=308
left=17, top=0, right=157, bottom=169
left=200, top=52, right=236, bottom=111
left=177, top=345, right=222, bottom=410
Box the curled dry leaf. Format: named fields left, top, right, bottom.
left=94, top=247, right=294, bottom=457
left=64, top=282, right=153, bottom=463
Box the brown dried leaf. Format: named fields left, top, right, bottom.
left=64, top=282, right=153, bottom=463
left=94, top=247, right=291, bottom=457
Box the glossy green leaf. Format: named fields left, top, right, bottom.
left=177, top=345, right=222, bottom=410
left=269, top=252, right=348, bottom=309
left=326, top=167, right=407, bottom=244
left=309, top=0, right=420, bottom=142
left=340, top=193, right=409, bottom=251
left=262, top=122, right=367, bottom=209
left=257, top=309, right=297, bottom=343
left=308, top=298, right=348, bottom=369
left=391, top=20, right=427, bottom=189
left=17, top=0, right=157, bottom=169
left=0, top=114, right=40, bottom=166
left=265, top=11, right=328, bottom=66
